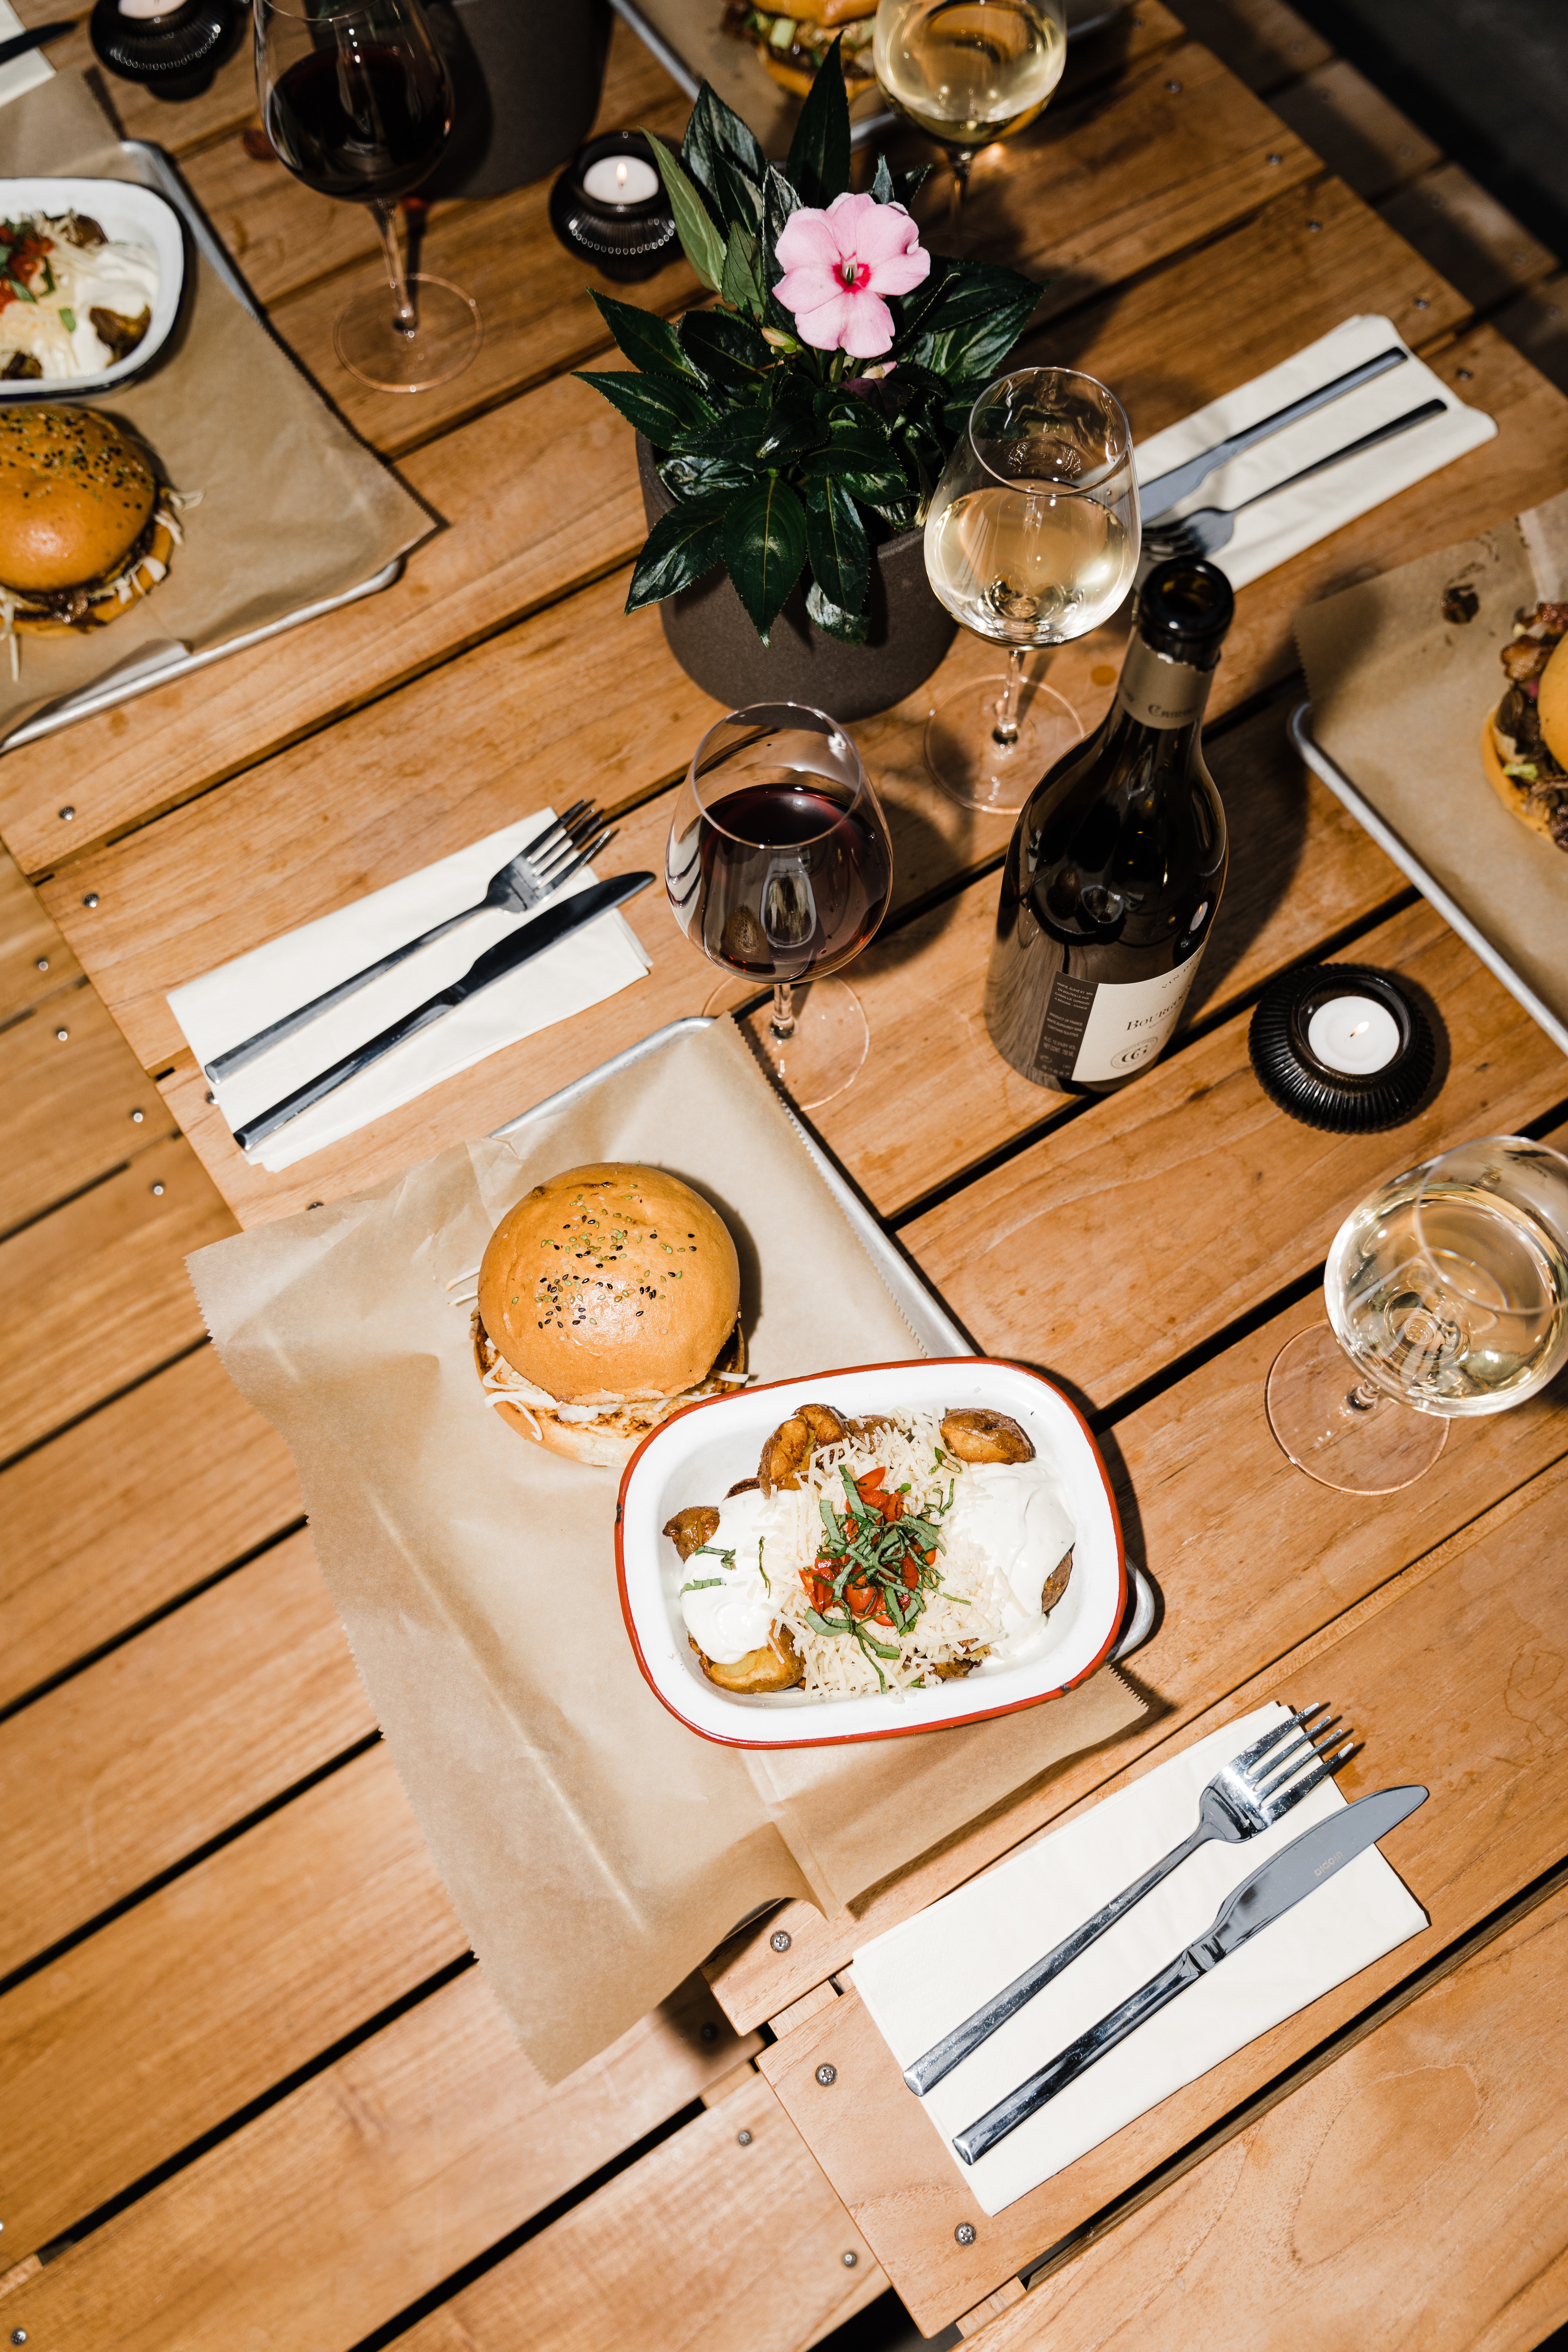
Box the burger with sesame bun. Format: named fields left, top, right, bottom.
left=0, top=404, right=176, bottom=648
left=473, top=1163, right=747, bottom=1469
left=1483, top=599, right=1568, bottom=852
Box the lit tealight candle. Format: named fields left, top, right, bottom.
left=1306, top=993, right=1403, bottom=1076
left=581, top=154, right=660, bottom=206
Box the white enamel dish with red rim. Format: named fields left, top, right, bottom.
left=615, top=1357, right=1127, bottom=1749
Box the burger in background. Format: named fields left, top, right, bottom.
left=1483, top=598, right=1568, bottom=852
left=0, top=405, right=178, bottom=662
left=474, top=1163, right=748, bottom=1469
left=722, top=0, right=877, bottom=97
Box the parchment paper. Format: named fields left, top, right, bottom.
left=187, top=1016, right=1145, bottom=2080
left=1294, top=492, right=1568, bottom=1040
left=0, top=74, right=433, bottom=738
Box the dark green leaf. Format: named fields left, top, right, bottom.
left=720, top=221, right=765, bottom=318
left=677, top=404, right=770, bottom=464
left=682, top=81, right=766, bottom=228
left=785, top=31, right=852, bottom=207
left=723, top=476, right=807, bottom=645
left=761, top=164, right=802, bottom=329
left=897, top=261, right=1044, bottom=383
left=804, top=477, right=869, bottom=615
left=681, top=305, right=771, bottom=391
left=870, top=153, right=894, bottom=207
left=590, top=292, right=707, bottom=387
left=642, top=127, right=726, bottom=292
left=804, top=414, right=894, bottom=472
left=574, top=368, right=717, bottom=449
left=626, top=498, right=729, bottom=611
left=658, top=449, right=757, bottom=500
left=894, top=165, right=933, bottom=207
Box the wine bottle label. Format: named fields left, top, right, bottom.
left=1115, top=636, right=1212, bottom=731
left=1033, top=951, right=1205, bottom=1085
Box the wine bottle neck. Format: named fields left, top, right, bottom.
left=1112, top=633, right=1216, bottom=737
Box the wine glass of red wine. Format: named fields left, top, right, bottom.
left=257, top=0, right=482, bottom=394
left=666, top=703, right=894, bottom=1110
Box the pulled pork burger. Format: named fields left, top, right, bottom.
left=474, top=1163, right=746, bottom=1469
left=723, top=0, right=876, bottom=98
left=1483, top=598, right=1568, bottom=852
left=0, top=404, right=175, bottom=647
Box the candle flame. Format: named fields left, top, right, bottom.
left=616, top=161, right=628, bottom=189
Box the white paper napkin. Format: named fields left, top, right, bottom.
left=1133, top=315, right=1496, bottom=591
left=852, top=1702, right=1427, bottom=2215
left=166, top=812, right=651, bottom=1173
left=0, top=3, right=54, bottom=110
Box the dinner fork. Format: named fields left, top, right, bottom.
left=205, top=802, right=616, bottom=1082
left=902, top=1702, right=1357, bottom=2096
left=1141, top=397, right=1448, bottom=563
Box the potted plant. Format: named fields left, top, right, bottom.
left=575, top=43, right=1043, bottom=720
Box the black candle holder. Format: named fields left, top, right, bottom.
left=90, top=0, right=238, bottom=102
left=1249, top=963, right=1435, bottom=1133
left=548, top=132, right=677, bottom=283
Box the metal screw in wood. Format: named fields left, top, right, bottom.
left=55, top=1027, right=68, bottom=1041
left=771, top=1930, right=791, bottom=1951
left=83, top=892, right=99, bottom=908
left=131, top=1108, right=144, bottom=1122
left=58, top=805, right=74, bottom=819
left=736, top=2129, right=752, bottom=2146
left=955, top=2223, right=976, bottom=2245
left=816, top=2064, right=836, bottom=2085
left=151, top=1182, right=165, bottom=1196
left=842, top=2252, right=858, bottom=2267
left=700, top=2023, right=718, bottom=2042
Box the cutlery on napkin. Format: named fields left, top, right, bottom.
left=851, top=1701, right=1429, bottom=2214
left=166, top=810, right=654, bottom=1174
left=1133, top=314, right=1496, bottom=591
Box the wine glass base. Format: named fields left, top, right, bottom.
left=333, top=274, right=483, bottom=393
left=1265, top=1324, right=1449, bottom=1492
left=740, top=978, right=870, bottom=1111
left=925, top=672, right=1083, bottom=814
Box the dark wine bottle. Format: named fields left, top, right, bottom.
left=984, top=558, right=1234, bottom=1094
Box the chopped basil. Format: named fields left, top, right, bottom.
left=680, top=1577, right=724, bottom=1592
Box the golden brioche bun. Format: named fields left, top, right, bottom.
left=1537, top=633, right=1568, bottom=770
left=478, top=1163, right=741, bottom=1403
left=473, top=1314, right=746, bottom=1469
left=1482, top=712, right=1560, bottom=844
left=12, top=513, right=173, bottom=635
left=0, top=406, right=156, bottom=594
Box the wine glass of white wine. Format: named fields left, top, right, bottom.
left=1266, top=1135, right=1568, bottom=1494
left=922, top=365, right=1141, bottom=812
left=873, top=0, right=1067, bottom=226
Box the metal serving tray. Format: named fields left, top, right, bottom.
left=1290, top=701, right=1568, bottom=1060
left=0, top=139, right=404, bottom=756
left=491, top=1012, right=1158, bottom=1662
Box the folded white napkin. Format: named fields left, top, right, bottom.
left=1133, top=314, right=1496, bottom=591
left=167, top=811, right=651, bottom=1174
left=0, top=2, right=54, bottom=108
left=853, top=1701, right=1426, bottom=2215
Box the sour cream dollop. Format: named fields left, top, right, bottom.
left=677, top=1484, right=785, bottom=1664
left=945, top=1460, right=1076, bottom=1664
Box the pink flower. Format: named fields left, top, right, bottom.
left=773, top=193, right=930, bottom=360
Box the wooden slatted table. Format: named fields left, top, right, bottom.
left=2, top=4, right=1565, bottom=2347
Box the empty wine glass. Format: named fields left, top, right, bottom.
left=1266, top=1135, right=1568, bottom=1494
left=923, top=366, right=1141, bottom=814
left=257, top=0, right=482, bottom=394
left=666, top=703, right=894, bottom=1110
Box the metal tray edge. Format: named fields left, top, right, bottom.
left=1289, top=700, right=1568, bottom=1060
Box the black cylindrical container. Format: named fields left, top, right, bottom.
left=424, top=0, right=611, bottom=200
left=985, top=559, right=1235, bottom=1093
left=91, top=0, right=237, bottom=101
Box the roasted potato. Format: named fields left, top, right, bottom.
left=663, top=1505, right=720, bottom=1563
left=940, top=1408, right=1035, bottom=1465
left=689, top=1626, right=803, bottom=1693
left=758, top=1401, right=850, bottom=1493
left=1040, top=1546, right=1073, bottom=1616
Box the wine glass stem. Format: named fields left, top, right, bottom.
left=947, top=146, right=972, bottom=229
left=993, top=648, right=1026, bottom=747
left=1346, top=1378, right=1384, bottom=1414
left=770, top=982, right=796, bottom=1043
left=372, top=200, right=418, bottom=339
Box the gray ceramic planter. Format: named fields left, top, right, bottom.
left=637, top=436, right=955, bottom=722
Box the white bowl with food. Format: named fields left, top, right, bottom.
left=616, top=1359, right=1127, bottom=1748
left=0, top=179, right=184, bottom=397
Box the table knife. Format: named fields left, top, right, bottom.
left=1137, top=347, right=1409, bottom=527
left=952, top=1782, right=1427, bottom=2165
left=0, top=21, right=73, bottom=65
left=232, top=871, right=654, bottom=1152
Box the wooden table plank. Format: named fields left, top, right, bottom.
left=0, top=1343, right=298, bottom=1710
left=986, top=1881, right=1568, bottom=2352
left=0, top=1134, right=234, bottom=1462
left=1165, top=0, right=1332, bottom=93
left=758, top=1453, right=1568, bottom=2330
left=0, top=979, right=161, bottom=1239
left=0, top=1982, right=806, bottom=2352
left=901, top=897, right=1568, bottom=1404
left=0, top=1529, right=370, bottom=1976
left=705, top=1265, right=1568, bottom=2031
left=1267, top=57, right=1441, bottom=202
left=396, top=2074, right=880, bottom=2352
left=0, top=849, right=79, bottom=1020
left=1380, top=161, right=1560, bottom=316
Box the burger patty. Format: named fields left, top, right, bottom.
left=1, top=505, right=161, bottom=627
left=1495, top=601, right=1568, bottom=849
